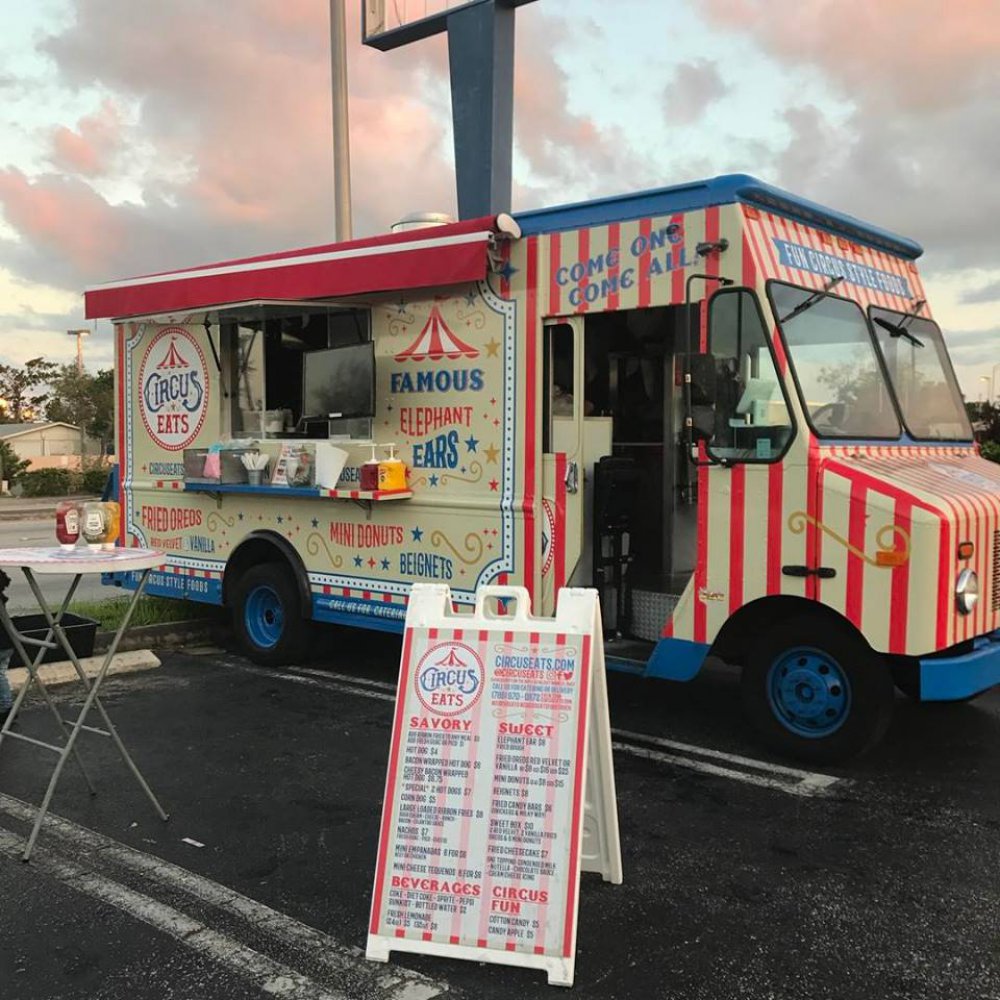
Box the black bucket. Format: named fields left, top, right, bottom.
left=0, top=614, right=99, bottom=668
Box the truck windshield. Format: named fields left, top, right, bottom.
left=768, top=281, right=901, bottom=439
left=869, top=307, right=973, bottom=441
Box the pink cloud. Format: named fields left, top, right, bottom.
left=49, top=99, right=123, bottom=177
left=700, top=0, right=1000, bottom=111
left=0, top=0, right=653, bottom=297
left=0, top=169, right=125, bottom=274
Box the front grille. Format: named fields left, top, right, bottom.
left=993, top=530, right=1000, bottom=612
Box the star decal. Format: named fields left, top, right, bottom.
left=489, top=479, right=500, bottom=492
left=465, top=435, right=479, bottom=453
left=368, top=557, right=377, bottom=569
left=237, top=512, right=244, bottom=521
left=464, top=290, right=478, bottom=307
left=498, top=260, right=518, bottom=282
left=381, top=558, right=390, bottom=571
left=395, top=297, right=408, bottom=315
left=411, top=526, right=424, bottom=542
left=429, top=474, right=439, bottom=487
left=485, top=338, right=500, bottom=358
left=276, top=515, right=284, bottom=524
left=311, top=518, right=319, bottom=528
left=484, top=444, right=500, bottom=464
left=354, top=555, right=363, bottom=568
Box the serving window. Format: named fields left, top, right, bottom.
left=220, top=303, right=373, bottom=438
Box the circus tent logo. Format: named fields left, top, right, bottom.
left=139, top=326, right=209, bottom=451
left=415, top=640, right=485, bottom=716
left=395, top=305, right=479, bottom=362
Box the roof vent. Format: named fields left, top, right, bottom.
left=391, top=211, right=455, bottom=234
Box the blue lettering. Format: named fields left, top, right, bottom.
left=412, top=431, right=460, bottom=469
left=390, top=368, right=485, bottom=394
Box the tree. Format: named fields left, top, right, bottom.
left=967, top=400, right=1000, bottom=464
left=45, top=366, right=115, bottom=456
left=0, top=358, right=58, bottom=422
left=0, top=439, right=30, bottom=485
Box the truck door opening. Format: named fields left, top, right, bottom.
left=558, top=306, right=696, bottom=642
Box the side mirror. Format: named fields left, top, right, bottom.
left=688, top=353, right=716, bottom=406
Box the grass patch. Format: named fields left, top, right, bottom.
left=68, top=596, right=213, bottom=631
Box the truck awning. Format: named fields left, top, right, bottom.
left=84, top=214, right=521, bottom=320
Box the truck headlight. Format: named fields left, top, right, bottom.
left=956, top=569, right=979, bottom=615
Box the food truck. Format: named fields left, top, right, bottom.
left=84, top=174, right=1000, bottom=762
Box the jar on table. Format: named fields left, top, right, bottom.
left=81, top=501, right=107, bottom=549
left=55, top=501, right=80, bottom=549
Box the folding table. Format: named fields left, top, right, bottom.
left=0, top=546, right=169, bottom=860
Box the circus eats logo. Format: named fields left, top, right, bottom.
left=139, top=327, right=208, bottom=451
left=415, top=641, right=485, bottom=716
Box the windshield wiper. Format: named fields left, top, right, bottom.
left=779, top=276, right=844, bottom=323
left=873, top=315, right=925, bottom=348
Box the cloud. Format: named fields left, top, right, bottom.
left=49, top=100, right=124, bottom=177
left=0, top=0, right=655, bottom=301
left=694, top=2, right=1000, bottom=274
left=662, top=59, right=730, bottom=125
left=700, top=0, right=1000, bottom=113
left=512, top=13, right=656, bottom=199
left=960, top=280, right=1000, bottom=305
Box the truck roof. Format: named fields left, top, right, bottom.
left=514, top=173, right=923, bottom=260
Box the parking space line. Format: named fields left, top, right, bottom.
left=0, top=794, right=447, bottom=1000
left=0, top=827, right=345, bottom=1000
left=244, top=662, right=841, bottom=798
left=221, top=658, right=397, bottom=703
left=611, top=728, right=842, bottom=796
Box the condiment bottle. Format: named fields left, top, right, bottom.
left=378, top=443, right=407, bottom=492
left=360, top=443, right=380, bottom=492
left=102, top=502, right=121, bottom=550
left=81, top=501, right=107, bottom=549
left=55, top=500, right=80, bottom=549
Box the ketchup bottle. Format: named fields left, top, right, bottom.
left=55, top=501, right=80, bottom=549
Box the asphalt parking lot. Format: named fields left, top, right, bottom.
left=0, top=633, right=998, bottom=1000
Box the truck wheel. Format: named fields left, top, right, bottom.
left=231, top=562, right=311, bottom=667
left=741, top=615, right=894, bottom=763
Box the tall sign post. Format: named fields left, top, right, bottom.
left=363, top=0, right=539, bottom=219
left=330, top=0, right=353, bottom=240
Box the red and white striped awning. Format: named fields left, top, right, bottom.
left=84, top=214, right=521, bottom=320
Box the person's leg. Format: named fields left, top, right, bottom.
left=0, top=648, right=13, bottom=722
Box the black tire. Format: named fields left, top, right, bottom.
left=231, top=561, right=312, bottom=667
left=741, top=614, right=894, bottom=764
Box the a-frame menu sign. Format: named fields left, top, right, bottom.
left=367, top=584, right=621, bottom=987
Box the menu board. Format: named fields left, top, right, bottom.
left=367, top=585, right=620, bottom=987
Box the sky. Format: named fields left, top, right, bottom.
left=0, top=0, right=998, bottom=397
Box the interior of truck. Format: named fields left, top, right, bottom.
left=544, top=304, right=698, bottom=645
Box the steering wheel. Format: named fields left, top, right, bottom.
left=810, top=401, right=849, bottom=433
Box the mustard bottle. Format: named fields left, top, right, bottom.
left=378, top=443, right=407, bottom=492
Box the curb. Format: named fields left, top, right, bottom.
left=94, top=618, right=224, bottom=654
left=8, top=649, right=161, bottom=692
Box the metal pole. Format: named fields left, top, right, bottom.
left=330, top=0, right=353, bottom=241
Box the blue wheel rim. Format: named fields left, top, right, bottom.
left=766, top=646, right=851, bottom=738
left=244, top=584, right=284, bottom=650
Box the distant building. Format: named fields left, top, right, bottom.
left=0, top=422, right=100, bottom=471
